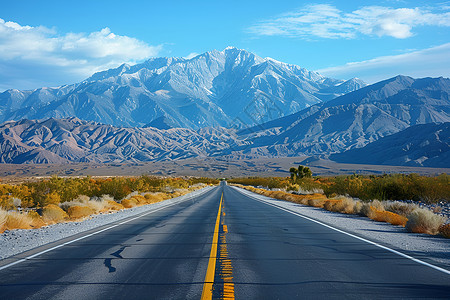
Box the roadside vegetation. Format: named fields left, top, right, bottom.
left=229, top=168, right=449, bottom=238
left=0, top=176, right=218, bottom=233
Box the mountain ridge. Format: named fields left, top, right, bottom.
left=0, top=47, right=365, bottom=129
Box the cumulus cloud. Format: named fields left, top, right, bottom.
left=316, top=43, right=450, bottom=83
left=0, top=19, right=162, bottom=90
left=248, top=4, right=450, bottom=39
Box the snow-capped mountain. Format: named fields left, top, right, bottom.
left=1, top=75, right=448, bottom=167
left=0, top=47, right=365, bottom=129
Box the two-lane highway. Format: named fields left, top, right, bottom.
left=0, top=183, right=449, bottom=299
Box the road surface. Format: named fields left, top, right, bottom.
left=0, top=183, right=449, bottom=299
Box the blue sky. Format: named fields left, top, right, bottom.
left=0, top=0, right=449, bottom=90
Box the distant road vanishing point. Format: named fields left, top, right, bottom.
left=0, top=182, right=449, bottom=299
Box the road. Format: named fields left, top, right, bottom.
left=0, top=183, right=449, bottom=299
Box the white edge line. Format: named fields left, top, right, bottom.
left=0, top=187, right=214, bottom=272
left=234, top=186, right=450, bottom=276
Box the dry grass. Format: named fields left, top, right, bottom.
left=67, top=206, right=96, bottom=219
left=235, top=183, right=450, bottom=236
left=102, top=200, right=124, bottom=211
left=324, top=197, right=357, bottom=214
left=42, top=204, right=68, bottom=224
left=406, top=208, right=447, bottom=235
left=385, top=201, right=418, bottom=217
left=0, top=209, right=6, bottom=233
left=308, top=198, right=326, bottom=208
left=121, top=198, right=139, bottom=208
left=6, top=212, right=33, bottom=230
left=438, top=224, right=450, bottom=238
left=360, top=200, right=384, bottom=217
left=368, top=209, right=408, bottom=226
left=0, top=186, right=202, bottom=232
left=144, top=193, right=166, bottom=203
left=27, top=211, right=46, bottom=228
left=0, top=209, right=46, bottom=233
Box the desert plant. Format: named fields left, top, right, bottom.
left=360, top=200, right=384, bottom=217
left=406, top=208, right=447, bottom=235
left=67, top=206, right=96, bottom=219
left=385, top=201, right=418, bottom=217
left=328, top=197, right=357, bottom=214
left=27, top=211, right=45, bottom=228
left=0, top=209, right=7, bottom=232
left=102, top=200, right=124, bottom=211
left=5, top=212, right=33, bottom=230
left=42, top=204, right=68, bottom=224
left=368, top=209, right=408, bottom=226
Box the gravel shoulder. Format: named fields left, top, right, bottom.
left=234, top=187, right=450, bottom=270
left=0, top=186, right=214, bottom=260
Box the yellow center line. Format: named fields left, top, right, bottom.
left=201, top=192, right=223, bottom=300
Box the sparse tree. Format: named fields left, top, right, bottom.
left=289, top=165, right=312, bottom=182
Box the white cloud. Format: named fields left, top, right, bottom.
left=184, top=52, right=199, bottom=59
left=248, top=4, right=450, bottom=39
left=316, top=43, right=450, bottom=83
left=0, top=19, right=162, bottom=91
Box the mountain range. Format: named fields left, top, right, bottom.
left=0, top=47, right=449, bottom=168
left=0, top=47, right=365, bottom=129
left=235, top=75, right=450, bottom=157
left=0, top=76, right=449, bottom=167
left=330, top=122, right=450, bottom=167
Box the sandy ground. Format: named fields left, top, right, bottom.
left=1, top=157, right=449, bottom=183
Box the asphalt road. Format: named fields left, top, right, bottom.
left=0, top=183, right=449, bottom=299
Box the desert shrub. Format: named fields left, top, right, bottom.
left=144, top=193, right=165, bottom=204
left=327, top=197, right=357, bottom=214
left=438, top=224, right=450, bottom=238
left=360, top=200, right=384, bottom=217
left=5, top=212, right=33, bottom=230
left=0, top=195, right=14, bottom=210
left=42, top=204, right=68, bottom=224
left=67, top=206, right=96, bottom=219
left=354, top=201, right=363, bottom=214
left=324, top=173, right=449, bottom=203
left=121, top=198, right=138, bottom=208
left=27, top=211, right=45, bottom=228
left=308, top=198, right=326, bottom=208
left=406, top=208, right=447, bottom=235
left=385, top=201, right=418, bottom=217
left=0, top=209, right=8, bottom=232
left=103, top=200, right=124, bottom=211
left=368, top=210, right=408, bottom=226
left=323, top=199, right=341, bottom=211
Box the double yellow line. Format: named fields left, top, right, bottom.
left=201, top=192, right=234, bottom=299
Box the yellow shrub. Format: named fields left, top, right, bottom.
left=102, top=200, right=124, bottom=211
left=121, top=198, right=138, bottom=208
left=67, top=206, right=95, bottom=220
left=27, top=211, right=45, bottom=228
left=6, top=212, right=33, bottom=230
left=308, top=198, right=326, bottom=208
left=323, top=199, right=342, bottom=211
left=42, top=204, right=68, bottom=224
left=0, top=209, right=6, bottom=232
left=144, top=193, right=165, bottom=204
left=369, top=209, right=408, bottom=227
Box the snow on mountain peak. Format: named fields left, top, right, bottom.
left=0, top=47, right=367, bottom=129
